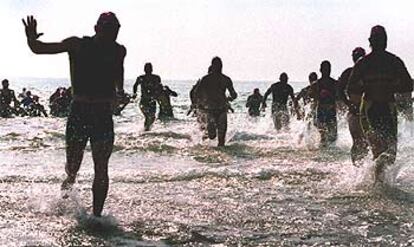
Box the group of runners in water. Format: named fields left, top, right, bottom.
left=19, top=12, right=413, bottom=216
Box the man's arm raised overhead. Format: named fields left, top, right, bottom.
left=22, top=15, right=79, bottom=54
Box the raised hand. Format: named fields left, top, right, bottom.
left=22, top=15, right=44, bottom=41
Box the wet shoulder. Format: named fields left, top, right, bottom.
left=384, top=51, right=406, bottom=68
left=340, top=67, right=353, bottom=79
left=62, top=36, right=82, bottom=52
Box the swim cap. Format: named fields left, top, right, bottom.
left=97, top=12, right=120, bottom=27
left=370, top=25, right=387, bottom=40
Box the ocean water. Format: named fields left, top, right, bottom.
left=0, top=78, right=414, bottom=246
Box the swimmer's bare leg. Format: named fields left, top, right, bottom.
left=217, top=112, right=227, bottom=147
left=91, top=138, right=113, bottom=217
left=62, top=139, right=87, bottom=191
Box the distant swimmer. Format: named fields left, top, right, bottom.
left=0, top=79, right=19, bottom=117
left=310, top=61, right=338, bottom=148
left=133, top=63, right=163, bottom=131
left=21, top=90, right=34, bottom=108
left=194, top=57, right=237, bottom=146
left=157, top=85, right=178, bottom=120
left=348, top=25, right=413, bottom=183
left=23, top=13, right=126, bottom=217
left=262, top=73, right=300, bottom=130
left=18, top=87, right=28, bottom=100
left=246, top=88, right=263, bottom=117
left=27, top=95, right=48, bottom=117
left=338, top=47, right=369, bottom=164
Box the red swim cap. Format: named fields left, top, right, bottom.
left=97, top=12, right=120, bottom=26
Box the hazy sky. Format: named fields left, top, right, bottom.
left=0, top=0, right=413, bottom=82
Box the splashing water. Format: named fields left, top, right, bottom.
left=0, top=79, right=413, bottom=246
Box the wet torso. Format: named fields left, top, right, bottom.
left=197, top=73, right=233, bottom=110
left=351, top=51, right=412, bottom=102
left=267, top=82, right=294, bottom=106
left=313, top=77, right=337, bottom=109
left=136, top=74, right=163, bottom=104
left=247, top=94, right=263, bottom=115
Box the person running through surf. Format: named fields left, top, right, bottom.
left=194, top=57, right=237, bottom=146
left=23, top=12, right=126, bottom=216
left=246, top=88, right=263, bottom=117
left=0, top=79, right=19, bottom=117
left=310, top=61, right=338, bottom=148
left=157, top=85, right=178, bottom=120
left=262, top=72, right=301, bottom=130
left=338, top=47, right=369, bottom=164
left=132, top=63, right=163, bottom=131
left=348, top=25, right=413, bottom=183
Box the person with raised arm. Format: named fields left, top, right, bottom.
left=22, top=13, right=126, bottom=217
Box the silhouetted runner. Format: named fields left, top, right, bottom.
left=310, top=61, right=338, bottom=148
left=296, top=72, right=318, bottom=133
left=194, top=57, right=237, bottom=146
left=262, top=73, right=300, bottom=130
left=23, top=13, right=126, bottom=216
left=133, top=63, right=163, bottom=131
left=246, top=88, right=263, bottom=117
left=338, top=47, right=369, bottom=165
left=157, top=85, right=178, bottom=120
left=296, top=72, right=318, bottom=106
left=348, top=25, right=413, bottom=183
left=0, top=79, right=19, bottom=117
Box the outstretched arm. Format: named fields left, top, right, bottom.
left=337, top=69, right=352, bottom=107
left=395, top=58, right=413, bottom=93
left=166, top=87, right=178, bottom=97
left=262, top=86, right=272, bottom=108
left=226, top=78, right=237, bottom=101
left=22, top=15, right=76, bottom=54
left=132, top=77, right=141, bottom=97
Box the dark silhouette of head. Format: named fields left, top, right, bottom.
left=320, top=61, right=331, bottom=77
left=2, top=79, right=9, bottom=89
left=352, top=47, right=366, bottom=63
left=144, top=63, right=153, bottom=74
left=95, top=12, right=120, bottom=42
left=279, top=73, right=288, bottom=83
left=308, top=72, right=318, bottom=84
left=253, top=88, right=260, bottom=95
left=211, top=57, right=223, bottom=73
left=369, top=25, right=387, bottom=51
left=26, top=91, right=32, bottom=97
